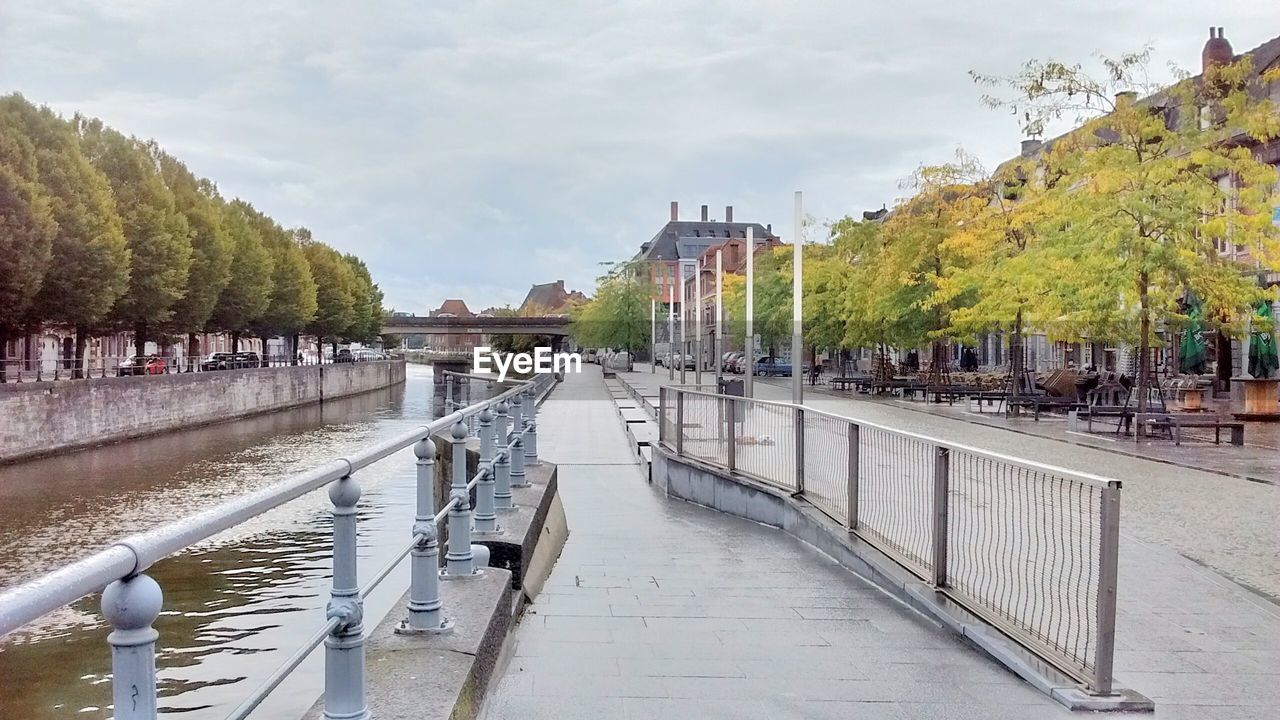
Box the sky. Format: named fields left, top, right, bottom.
left=1, top=1, right=1277, bottom=313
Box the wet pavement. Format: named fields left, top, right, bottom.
left=615, top=367, right=1280, bottom=717
left=485, top=367, right=1100, bottom=719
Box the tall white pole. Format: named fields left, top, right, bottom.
left=792, top=191, right=803, bottom=404
left=695, top=258, right=704, bottom=385
left=679, top=261, right=687, bottom=384
left=667, top=263, right=675, bottom=380
left=745, top=225, right=755, bottom=397
left=650, top=298, right=656, bottom=374
left=715, top=248, right=724, bottom=390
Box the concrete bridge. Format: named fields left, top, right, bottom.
left=382, top=315, right=571, bottom=336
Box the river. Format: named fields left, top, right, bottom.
left=0, top=364, right=463, bottom=718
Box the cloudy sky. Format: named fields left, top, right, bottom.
left=1, top=1, right=1276, bottom=312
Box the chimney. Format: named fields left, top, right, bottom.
left=1114, top=90, right=1138, bottom=108
left=725, top=205, right=734, bottom=223
left=670, top=201, right=679, bottom=221
left=1202, top=26, right=1233, bottom=74
left=1020, top=138, right=1042, bottom=156
left=766, top=223, right=772, bottom=234
left=701, top=204, right=709, bottom=222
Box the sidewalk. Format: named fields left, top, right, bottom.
left=482, top=367, right=1094, bottom=719
left=618, top=367, right=1280, bottom=716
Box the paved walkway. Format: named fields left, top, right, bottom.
left=617, top=367, right=1280, bottom=717
left=482, top=367, right=1102, bottom=719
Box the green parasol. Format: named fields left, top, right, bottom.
left=1178, top=299, right=1207, bottom=375
left=1248, top=301, right=1278, bottom=379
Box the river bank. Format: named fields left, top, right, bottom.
left=0, top=359, right=406, bottom=463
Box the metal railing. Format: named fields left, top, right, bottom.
left=658, top=386, right=1121, bottom=696
left=0, top=372, right=555, bottom=719
left=0, top=353, right=374, bottom=382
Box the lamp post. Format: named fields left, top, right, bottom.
left=650, top=298, right=656, bottom=374
left=695, top=257, right=704, bottom=385
left=746, top=225, right=755, bottom=397
left=667, top=263, right=675, bottom=381
left=792, top=190, right=803, bottom=405
left=715, top=247, right=724, bottom=391
left=679, top=260, right=691, bottom=384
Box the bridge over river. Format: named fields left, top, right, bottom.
left=2, top=364, right=1277, bottom=719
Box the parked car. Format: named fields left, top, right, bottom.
left=118, top=355, right=166, bottom=376
left=755, top=357, right=792, bottom=377
left=233, top=351, right=262, bottom=368
left=682, top=354, right=697, bottom=370
left=722, top=351, right=743, bottom=372
left=201, top=352, right=236, bottom=371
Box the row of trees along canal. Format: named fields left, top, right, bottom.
left=573, top=50, right=1280, bottom=411
left=0, top=94, right=385, bottom=380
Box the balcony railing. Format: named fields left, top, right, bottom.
left=658, top=385, right=1121, bottom=696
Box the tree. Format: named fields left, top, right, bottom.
left=244, top=208, right=317, bottom=351
left=76, top=117, right=192, bottom=356
left=302, top=239, right=357, bottom=356
left=2, top=96, right=127, bottom=378
left=208, top=200, right=274, bottom=348
left=844, top=159, right=986, bottom=380
left=0, top=113, right=56, bottom=380
left=153, top=148, right=233, bottom=364
left=974, top=50, right=1280, bottom=408
left=342, top=254, right=384, bottom=345
left=933, top=150, right=1068, bottom=388
left=571, top=260, right=650, bottom=368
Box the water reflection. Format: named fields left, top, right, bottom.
left=0, top=365, right=469, bottom=718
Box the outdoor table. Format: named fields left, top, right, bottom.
left=1179, top=387, right=1205, bottom=411
left=1232, top=377, right=1280, bottom=421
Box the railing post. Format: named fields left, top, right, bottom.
left=398, top=439, right=452, bottom=634
left=493, top=401, right=513, bottom=511
left=101, top=573, right=162, bottom=720
left=794, top=407, right=805, bottom=493
left=676, top=391, right=685, bottom=455
left=658, top=387, right=666, bottom=443
left=474, top=408, right=501, bottom=535
left=725, top=396, right=736, bottom=472
left=931, top=446, right=950, bottom=587
left=524, top=385, right=539, bottom=466
left=1093, top=481, right=1121, bottom=695
left=324, top=473, right=369, bottom=720
left=847, top=423, right=859, bottom=531
left=442, top=420, right=479, bottom=578
left=509, top=433, right=528, bottom=488
left=509, top=392, right=524, bottom=447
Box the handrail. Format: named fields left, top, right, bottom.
left=0, top=370, right=556, bottom=720
left=0, top=378, right=534, bottom=636
left=660, top=384, right=1122, bottom=695
left=665, top=384, right=1115, bottom=489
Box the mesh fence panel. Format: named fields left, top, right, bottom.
left=680, top=392, right=728, bottom=467
left=855, top=426, right=935, bottom=579
left=801, top=412, right=851, bottom=524
left=947, top=450, right=1103, bottom=679
left=734, top=399, right=797, bottom=491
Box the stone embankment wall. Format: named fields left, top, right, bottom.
left=0, top=360, right=406, bottom=463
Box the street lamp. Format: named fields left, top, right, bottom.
left=792, top=190, right=803, bottom=405
left=745, top=225, right=755, bottom=397
left=667, top=263, right=675, bottom=381
left=695, top=257, right=704, bottom=385
left=650, top=298, right=656, bottom=374
left=679, top=259, right=692, bottom=384
left=715, top=247, right=724, bottom=390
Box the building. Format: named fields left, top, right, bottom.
left=426, top=299, right=483, bottom=351
left=684, top=234, right=785, bottom=368
left=637, top=202, right=779, bottom=307
left=980, top=27, right=1280, bottom=377
left=519, top=280, right=587, bottom=315
left=638, top=202, right=779, bottom=362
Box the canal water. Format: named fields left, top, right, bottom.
left=0, top=364, right=468, bottom=719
